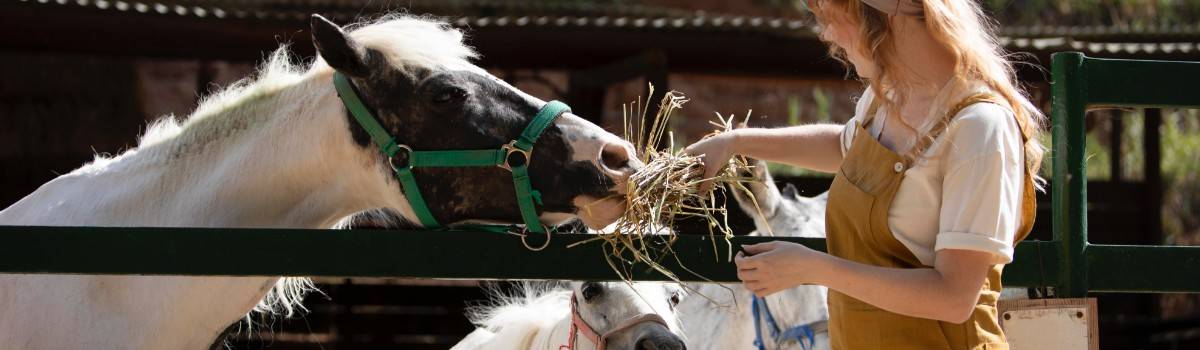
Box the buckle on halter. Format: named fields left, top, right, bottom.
left=498, top=141, right=531, bottom=172
left=389, top=144, right=414, bottom=171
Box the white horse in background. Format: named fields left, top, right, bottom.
left=678, top=160, right=831, bottom=350
left=453, top=281, right=687, bottom=350
left=0, top=14, right=639, bottom=349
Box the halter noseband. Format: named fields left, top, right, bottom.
left=564, top=294, right=670, bottom=350
left=332, top=72, right=569, bottom=240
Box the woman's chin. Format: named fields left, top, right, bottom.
left=572, top=195, right=627, bottom=230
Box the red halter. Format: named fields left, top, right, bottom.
left=560, top=294, right=670, bottom=350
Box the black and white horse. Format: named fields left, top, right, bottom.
left=0, top=14, right=638, bottom=349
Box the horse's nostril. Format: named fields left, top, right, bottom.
left=600, top=142, right=635, bottom=173
left=636, top=337, right=659, bottom=350
left=636, top=335, right=685, bottom=350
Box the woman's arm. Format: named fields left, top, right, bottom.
left=683, top=124, right=845, bottom=191
left=736, top=242, right=993, bottom=323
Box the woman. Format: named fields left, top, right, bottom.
left=684, top=0, right=1041, bottom=348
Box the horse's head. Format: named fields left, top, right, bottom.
left=729, top=158, right=828, bottom=238
left=311, top=15, right=638, bottom=230
left=572, top=281, right=687, bottom=350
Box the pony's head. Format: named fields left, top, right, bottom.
left=311, top=14, right=638, bottom=229
left=572, top=281, right=687, bottom=350
left=729, top=159, right=828, bottom=238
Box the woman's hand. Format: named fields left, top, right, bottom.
left=682, top=131, right=738, bottom=194
left=734, top=241, right=826, bottom=297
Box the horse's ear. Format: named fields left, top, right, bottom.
left=311, top=14, right=369, bottom=77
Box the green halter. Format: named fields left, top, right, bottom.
left=332, top=72, right=568, bottom=238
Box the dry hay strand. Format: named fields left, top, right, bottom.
left=572, top=84, right=768, bottom=283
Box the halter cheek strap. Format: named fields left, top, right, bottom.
left=751, top=296, right=827, bottom=350
left=333, top=71, right=569, bottom=236
left=564, top=294, right=670, bottom=350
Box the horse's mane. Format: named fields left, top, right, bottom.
left=90, top=14, right=479, bottom=321
left=126, top=14, right=478, bottom=165
left=467, top=282, right=572, bottom=335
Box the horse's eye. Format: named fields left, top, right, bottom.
left=432, top=87, right=466, bottom=104
left=669, top=293, right=681, bottom=307
left=581, top=282, right=603, bottom=302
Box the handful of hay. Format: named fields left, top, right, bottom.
left=574, top=85, right=764, bottom=281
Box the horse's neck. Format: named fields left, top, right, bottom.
left=0, top=72, right=408, bottom=349
left=1, top=72, right=405, bottom=229
left=677, top=283, right=758, bottom=350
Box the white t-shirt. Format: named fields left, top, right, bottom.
left=839, top=79, right=1027, bottom=266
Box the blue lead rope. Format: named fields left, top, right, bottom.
left=751, top=297, right=818, bottom=350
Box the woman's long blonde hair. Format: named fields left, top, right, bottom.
left=810, top=0, right=1045, bottom=177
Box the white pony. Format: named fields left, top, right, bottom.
left=677, top=161, right=830, bottom=350
left=0, top=14, right=639, bottom=349
left=453, top=281, right=687, bottom=350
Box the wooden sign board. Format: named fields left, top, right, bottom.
left=999, top=298, right=1099, bottom=350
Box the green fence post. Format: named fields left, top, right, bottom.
left=1051, top=52, right=1089, bottom=297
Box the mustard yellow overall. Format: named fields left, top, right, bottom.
left=825, top=94, right=1037, bottom=349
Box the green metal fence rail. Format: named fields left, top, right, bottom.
left=1051, top=52, right=1200, bottom=296
left=0, top=52, right=1197, bottom=292
left=0, top=225, right=1058, bottom=285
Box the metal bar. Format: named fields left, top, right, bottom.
left=1143, top=108, right=1164, bottom=247
left=0, top=226, right=1062, bottom=285
left=1109, top=110, right=1123, bottom=182
left=1083, top=57, right=1200, bottom=109
left=1051, top=52, right=1091, bottom=297
left=1086, top=244, right=1200, bottom=293
left=1004, top=240, right=1062, bottom=288
left=0, top=226, right=800, bottom=281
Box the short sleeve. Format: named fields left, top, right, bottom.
left=933, top=103, right=1026, bottom=265
left=841, top=89, right=875, bottom=156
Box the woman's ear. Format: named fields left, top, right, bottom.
left=310, top=14, right=369, bottom=77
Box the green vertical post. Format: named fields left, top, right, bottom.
left=1051, top=52, right=1089, bottom=297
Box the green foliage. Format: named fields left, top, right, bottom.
left=788, top=94, right=802, bottom=126
left=812, top=86, right=832, bottom=123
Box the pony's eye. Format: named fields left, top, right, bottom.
left=669, top=293, right=681, bottom=308
left=432, top=87, right=466, bottom=104
left=581, top=282, right=604, bottom=302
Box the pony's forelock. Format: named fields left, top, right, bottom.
left=342, top=14, right=479, bottom=73
left=467, top=281, right=571, bottom=332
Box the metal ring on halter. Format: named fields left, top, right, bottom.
left=509, top=225, right=552, bottom=251
left=497, top=140, right=531, bottom=172
left=388, top=144, right=414, bottom=171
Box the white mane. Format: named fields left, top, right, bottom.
left=467, top=282, right=571, bottom=334
left=119, top=15, right=478, bottom=168
left=101, top=14, right=480, bottom=320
